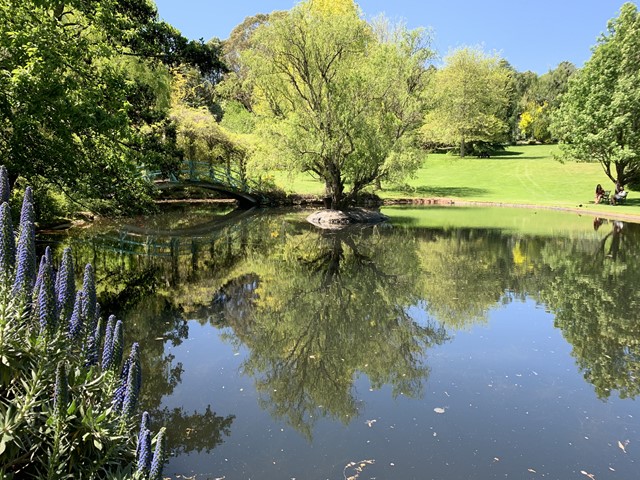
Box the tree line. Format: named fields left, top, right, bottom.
left=1, top=0, right=639, bottom=214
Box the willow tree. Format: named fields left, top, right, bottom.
left=552, top=3, right=640, bottom=188
left=421, top=47, right=512, bottom=157
left=244, top=0, right=432, bottom=209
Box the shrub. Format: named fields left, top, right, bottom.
left=0, top=165, right=166, bottom=479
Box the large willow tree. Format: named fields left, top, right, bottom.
left=244, top=0, right=432, bottom=209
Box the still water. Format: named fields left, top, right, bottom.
left=40, top=205, right=640, bottom=480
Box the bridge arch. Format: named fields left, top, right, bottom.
left=142, top=160, right=264, bottom=208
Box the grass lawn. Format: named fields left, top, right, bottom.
left=271, top=144, right=640, bottom=218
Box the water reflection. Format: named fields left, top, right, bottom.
left=213, top=228, right=449, bottom=438
left=38, top=208, right=640, bottom=465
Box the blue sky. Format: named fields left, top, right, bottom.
left=153, top=0, right=633, bottom=74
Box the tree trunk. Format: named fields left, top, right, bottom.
left=325, top=174, right=344, bottom=210
left=460, top=138, right=466, bottom=158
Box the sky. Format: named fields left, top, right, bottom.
left=153, top=0, right=634, bottom=74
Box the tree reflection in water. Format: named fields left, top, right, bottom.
left=212, top=228, right=449, bottom=438
left=39, top=210, right=640, bottom=446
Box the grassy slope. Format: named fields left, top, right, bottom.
left=271, top=144, right=640, bottom=218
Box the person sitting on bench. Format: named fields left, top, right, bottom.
left=611, top=181, right=628, bottom=205
left=595, top=184, right=606, bottom=204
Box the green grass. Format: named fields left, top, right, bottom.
left=271, top=144, right=640, bottom=218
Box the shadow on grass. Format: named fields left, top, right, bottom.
left=408, top=186, right=489, bottom=198
left=487, top=150, right=523, bottom=158
left=616, top=198, right=640, bottom=207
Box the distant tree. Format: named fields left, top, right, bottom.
left=537, top=61, right=577, bottom=109
left=421, top=47, right=512, bottom=157
left=552, top=3, right=640, bottom=187
left=244, top=0, right=433, bottom=209
left=217, top=13, right=284, bottom=112
left=519, top=101, right=551, bottom=142
left=504, top=66, right=539, bottom=142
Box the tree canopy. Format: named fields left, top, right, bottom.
left=243, top=0, right=433, bottom=209
left=0, top=0, right=225, bottom=213
left=421, top=47, right=511, bottom=156
left=552, top=2, right=640, bottom=188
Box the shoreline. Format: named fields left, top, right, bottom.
left=381, top=197, right=640, bottom=223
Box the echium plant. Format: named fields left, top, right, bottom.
left=0, top=202, right=15, bottom=283
left=56, top=247, right=76, bottom=325
left=0, top=166, right=167, bottom=480
left=0, top=165, right=10, bottom=203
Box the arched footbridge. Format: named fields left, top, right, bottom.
left=141, top=160, right=266, bottom=207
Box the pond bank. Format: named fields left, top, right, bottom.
left=383, top=197, right=640, bottom=223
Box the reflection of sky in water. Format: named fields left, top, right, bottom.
left=39, top=208, right=640, bottom=479
left=165, top=298, right=639, bottom=480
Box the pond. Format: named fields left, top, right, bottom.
left=39, top=205, right=640, bottom=480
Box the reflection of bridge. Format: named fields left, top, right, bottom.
left=83, top=208, right=258, bottom=258
left=141, top=160, right=262, bottom=207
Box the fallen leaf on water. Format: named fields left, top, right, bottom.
left=493, top=457, right=500, bottom=462
left=434, top=407, right=445, bottom=414
left=343, top=459, right=375, bottom=480
left=580, top=470, right=596, bottom=480
left=527, top=468, right=537, bottom=473
left=618, top=439, right=629, bottom=453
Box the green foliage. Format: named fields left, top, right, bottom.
left=0, top=177, right=165, bottom=479
left=552, top=2, right=640, bottom=187
left=244, top=2, right=433, bottom=208
left=169, top=72, right=249, bottom=179
left=422, top=47, right=512, bottom=156
left=0, top=0, right=225, bottom=214
left=518, top=101, right=552, bottom=142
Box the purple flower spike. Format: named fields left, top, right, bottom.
left=56, top=247, right=75, bottom=325
left=12, top=219, right=36, bottom=301
left=101, top=315, right=116, bottom=370
left=111, top=320, right=124, bottom=371
left=0, top=165, right=10, bottom=203
left=18, top=187, right=34, bottom=237
left=38, top=260, right=57, bottom=335
left=82, top=264, right=97, bottom=330
left=122, top=343, right=142, bottom=419
left=112, top=356, right=130, bottom=411
left=33, top=247, right=53, bottom=300
left=137, top=426, right=152, bottom=474
left=0, top=203, right=16, bottom=277
left=85, top=316, right=103, bottom=367
left=149, top=427, right=167, bottom=480
left=69, top=290, right=85, bottom=341
left=138, top=411, right=150, bottom=448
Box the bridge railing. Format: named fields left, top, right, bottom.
left=140, top=160, right=263, bottom=195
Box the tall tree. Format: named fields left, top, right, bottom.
left=552, top=2, right=640, bottom=188
left=244, top=0, right=433, bottom=209
left=0, top=0, right=224, bottom=212
left=421, top=47, right=512, bottom=157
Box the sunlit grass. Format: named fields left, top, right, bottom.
left=270, top=144, right=640, bottom=217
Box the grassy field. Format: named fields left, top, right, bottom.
left=272, top=144, right=640, bottom=218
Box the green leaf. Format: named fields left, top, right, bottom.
left=67, top=399, right=77, bottom=415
